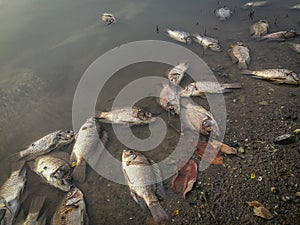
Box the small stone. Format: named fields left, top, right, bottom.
left=274, top=134, right=295, bottom=145
left=270, top=187, right=277, bottom=194
left=295, top=192, right=300, bottom=197
left=238, top=147, right=245, bottom=153
left=259, top=101, right=269, bottom=106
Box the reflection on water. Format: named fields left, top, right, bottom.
left=0, top=0, right=299, bottom=224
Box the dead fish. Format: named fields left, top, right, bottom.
left=290, top=4, right=300, bottom=9
left=242, top=69, right=300, bottom=85
left=180, top=81, right=242, bottom=97
left=70, top=117, right=108, bottom=183
left=242, top=1, right=269, bottom=8
left=34, top=155, right=72, bottom=192
left=250, top=20, right=269, bottom=36
left=52, top=187, right=88, bottom=225
left=182, top=101, right=220, bottom=137
left=0, top=162, right=26, bottom=225
left=193, top=33, right=221, bottom=51
left=290, top=43, right=300, bottom=53
left=101, top=13, right=116, bottom=25
left=166, top=29, right=192, bottom=44
left=10, top=130, right=74, bottom=161
left=167, top=62, right=188, bottom=86
left=96, top=107, right=155, bottom=125
left=261, top=30, right=299, bottom=41
left=229, top=42, right=251, bottom=69
left=122, top=150, right=168, bottom=224
left=158, top=83, right=180, bottom=115
left=23, top=196, right=46, bottom=225
left=215, top=6, right=232, bottom=20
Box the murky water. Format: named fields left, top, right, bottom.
left=0, top=0, right=299, bottom=224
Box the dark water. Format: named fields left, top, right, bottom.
left=0, top=0, right=299, bottom=224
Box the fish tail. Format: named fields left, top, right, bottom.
left=238, top=61, right=248, bottom=69
left=71, top=158, right=86, bottom=183
left=28, top=196, right=45, bottom=216
left=149, top=203, right=169, bottom=224
left=37, top=210, right=47, bottom=225
left=221, top=82, right=242, bottom=89
left=241, top=70, right=255, bottom=75
left=11, top=160, right=26, bottom=175
left=8, top=152, right=22, bottom=162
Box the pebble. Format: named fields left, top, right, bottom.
left=259, top=101, right=269, bottom=106
left=274, top=134, right=296, bottom=144
left=238, top=147, right=245, bottom=153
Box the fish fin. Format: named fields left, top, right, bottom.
left=149, top=159, right=166, bottom=199
left=221, top=82, right=242, bottom=89
left=28, top=196, right=46, bottom=216
left=10, top=160, right=26, bottom=175
left=241, top=70, right=255, bottom=75
left=149, top=203, right=169, bottom=224
left=84, top=211, right=89, bottom=225
left=94, top=112, right=109, bottom=120
left=50, top=152, right=70, bottom=161
left=229, top=53, right=238, bottom=64
left=130, top=191, right=148, bottom=212
left=71, top=159, right=86, bottom=183
left=37, top=210, right=47, bottom=225
left=99, top=130, right=108, bottom=145
left=238, top=61, right=248, bottom=69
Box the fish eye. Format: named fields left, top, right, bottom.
left=31, top=143, right=35, bottom=147
left=129, top=150, right=133, bottom=154
left=43, top=166, right=47, bottom=170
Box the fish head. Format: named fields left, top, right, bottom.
left=56, top=130, right=75, bottom=146
left=122, top=149, right=148, bottom=166
left=65, top=187, right=84, bottom=206
left=202, top=118, right=220, bottom=137
left=185, top=36, right=192, bottom=44
left=167, top=101, right=180, bottom=115
left=137, top=109, right=153, bottom=122
left=209, top=43, right=222, bottom=52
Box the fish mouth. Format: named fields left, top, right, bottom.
left=58, top=130, right=75, bottom=142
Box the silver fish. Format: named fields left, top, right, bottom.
left=101, top=13, right=116, bottom=25
left=242, top=1, right=269, bottom=8
left=290, top=4, right=300, bottom=9
left=10, top=130, right=74, bottom=161
left=34, top=156, right=72, bottom=192
left=96, top=107, right=155, bottom=125
left=290, top=43, right=300, bottom=53
left=215, top=7, right=232, bottom=20
left=158, top=83, right=180, bottom=115
left=166, top=29, right=192, bottom=44
left=261, top=30, right=299, bottom=41
left=22, top=196, right=46, bottom=225
left=242, top=69, right=300, bottom=85
left=250, top=20, right=269, bottom=36
left=229, top=42, right=251, bottom=69
left=180, top=81, right=242, bottom=97
left=122, top=150, right=168, bottom=224
left=70, top=117, right=108, bottom=183
left=0, top=162, right=26, bottom=225
left=167, top=62, right=188, bottom=86
left=182, top=101, right=219, bottom=137
left=193, top=33, right=221, bottom=51
left=52, top=187, right=88, bottom=225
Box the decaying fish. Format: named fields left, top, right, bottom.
left=96, top=107, right=155, bottom=125
left=229, top=42, right=251, bottom=69
left=70, top=117, right=108, bottom=183
left=290, top=43, right=300, bottom=53
left=193, top=33, right=221, bottom=51
left=0, top=162, right=26, bottom=225
left=33, top=156, right=72, bottom=192
left=101, top=13, right=116, bottom=25
left=167, top=62, right=188, bottom=86
left=10, top=130, right=74, bottom=161
left=261, top=30, right=299, bottom=41
left=250, top=20, right=269, bottom=36
left=158, top=83, right=180, bottom=115
left=215, top=6, right=232, bottom=20
left=22, top=196, right=46, bottom=225
left=52, top=187, right=88, bottom=225
left=166, top=29, right=192, bottom=44
left=180, top=81, right=242, bottom=97
left=242, top=1, right=269, bottom=8
left=122, top=150, right=168, bottom=224
left=290, top=4, right=300, bottom=9
left=242, top=69, right=300, bottom=85
left=182, top=101, right=219, bottom=137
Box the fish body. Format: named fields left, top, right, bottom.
left=182, top=102, right=219, bottom=136
left=193, top=34, right=221, bottom=51
left=250, top=20, right=269, bottom=36
left=52, top=188, right=88, bottom=225
left=242, top=1, right=269, bottom=8
left=180, top=81, right=242, bottom=97
left=167, top=62, right=189, bottom=86
left=0, top=163, right=26, bottom=225
left=242, top=69, right=300, bottom=85
left=34, top=156, right=72, bottom=192
left=166, top=29, right=192, bottom=44
left=215, top=7, right=232, bottom=20
left=158, top=83, right=180, bottom=115
left=122, top=150, right=168, bottom=224
left=11, top=130, right=74, bottom=161
left=229, top=42, right=251, bottom=69
left=290, top=4, right=300, bottom=9
left=96, top=107, right=155, bottom=125
left=101, top=13, right=116, bottom=25
left=23, top=196, right=46, bottom=225
left=261, top=30, right=299, bottom=41
left=290, top=43, right=300, bottom=53
left=70, top=117, right=107, bottom=182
